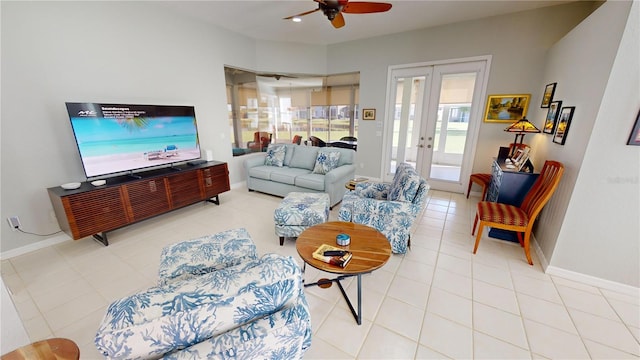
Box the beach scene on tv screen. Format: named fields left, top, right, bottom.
left=71, top=116, right=200, bottom=177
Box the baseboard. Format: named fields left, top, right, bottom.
left=0, top=233, right=72, bottom=260
left=532, top=235, right=551, bottom=270
left=545, top=265, right=639, bottom=296
left=530, top=235, right=636, bottom=296
left=230, top=180, right=245, bottom=190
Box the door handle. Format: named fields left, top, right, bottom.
left=417, top=144, right=424, bottom=148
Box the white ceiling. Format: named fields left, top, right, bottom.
left=160, top=0, right=576, bottom=45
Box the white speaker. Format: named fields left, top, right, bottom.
left=205, top=149, right=214, bottom=161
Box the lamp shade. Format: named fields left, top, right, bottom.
left=504, top=117, right=541, bottom=133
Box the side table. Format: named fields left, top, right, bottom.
left=345, top=177, right=368, bottom=191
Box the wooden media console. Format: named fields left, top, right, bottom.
left=48, top=161, right=230, bottom=245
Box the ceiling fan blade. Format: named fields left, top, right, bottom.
left=342, top=2, right=392, bottom=14
left=284, top=8, right=320, bottom=20
left=331, top=12, right=345, bottom=28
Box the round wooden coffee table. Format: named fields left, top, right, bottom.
left=296, top=221, right=391, bottom=324
left=1, top=338, right=79, bottom=360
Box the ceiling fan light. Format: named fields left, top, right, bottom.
left=292, top=16, right=302, bottom=22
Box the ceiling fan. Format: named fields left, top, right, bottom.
left=284, top=0, right=392, bottom=29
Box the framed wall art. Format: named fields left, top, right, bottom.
left=553, top=106, right=575, bottom=145
left=363, top=109, right=376, bottom=120
left=541, top=82, right=557, bottom=108
left=483, top=94, right=530, bottom=123
left=627, top=109, right=640, bottom=146
left=543, top=100, right=562, bottom=134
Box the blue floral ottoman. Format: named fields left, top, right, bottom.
left=274, top=192, right=330, bottom=245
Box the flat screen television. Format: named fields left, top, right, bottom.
left=65, top=102, right=201, bottom=179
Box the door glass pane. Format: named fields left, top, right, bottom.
left=390, top=76, right=424, bottom=174
left=430, top=72, right=476, bottom=182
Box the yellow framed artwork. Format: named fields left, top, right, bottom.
left=483, top=94, right=531, bottom=123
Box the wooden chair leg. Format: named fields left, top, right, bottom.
left=523, top=231, right=533, bottom=265
left=472, top=213, right=479, bottom=235
left=516, top=232, right=524, bottom=247
left=480, top=185, right=488, bottom=201
left=279, top=236, right=284, bottom=246
left=473, top=221, right=484, bottom=254
left=466, top=180, right=473, bottom=198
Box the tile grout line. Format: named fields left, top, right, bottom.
left=413, top=193, right=454, bottom=359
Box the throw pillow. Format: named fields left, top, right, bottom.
left=312, top=151, right=341, bottom=174
left=264, top=144, right=286, bottom=167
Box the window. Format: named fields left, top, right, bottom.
left=225, top=67, right=359, bottom=155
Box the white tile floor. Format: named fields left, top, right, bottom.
left=2, top=188, right=639, bottom=359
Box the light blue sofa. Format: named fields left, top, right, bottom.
left=338, top=163, right=430, bottom=254
left=244, top=144, right=356, bottom=208
left=95, top=228, right=312, bottom=359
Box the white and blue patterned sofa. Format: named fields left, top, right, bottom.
left=338, top=163, right=430, bottom=254
left=244, top=144, right=356, bottom=208
left=95, top=228, right=312, bottom=359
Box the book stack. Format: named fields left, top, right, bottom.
left=312, top=244, right=353, bottom=268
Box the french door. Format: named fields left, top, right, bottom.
left=383, top=57, right=490, bottom=193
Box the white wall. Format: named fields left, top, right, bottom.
left=540, top=1, right=638, bottom=286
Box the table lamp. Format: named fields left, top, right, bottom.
left=504, top=117, right=541, bottom=157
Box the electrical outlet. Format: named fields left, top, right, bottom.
left=7, top=216, right=20, bottom=230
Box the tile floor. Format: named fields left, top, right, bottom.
left=1, top=188, right=639, bottom=359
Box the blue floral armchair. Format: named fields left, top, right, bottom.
left=95, top=228, right=311, bottom=359
left=338, top=163, right=429, bottom=254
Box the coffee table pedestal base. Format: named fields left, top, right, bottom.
left=303, top=264, right=364, bottom=325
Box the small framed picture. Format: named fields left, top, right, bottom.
left=483, top=94, right=530, bottom=123
left=543, top=100, right=562, bottom=134
left=553, top=106, right=575, bottom=145
left=627, top=109, right=640, bottom=146
left=541, top=82, right=557, bottom=108
left=363, top=109, right=376, bottom=120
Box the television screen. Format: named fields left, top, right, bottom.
left=66, top=102, right=201, bottom=178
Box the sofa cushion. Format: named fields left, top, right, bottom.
left=294, top=173, right=325, bottom=191
left=334, top=147, right=355, bottom=166
left=264, top=144, right=286, bottom=167
left=312, top=150, right=341, bottom=174
left=289, top=145, right=318, bottom=170
left=270, top=167, right=311, bottom=185
left=248, top=165, right=279, bottom=181
left=157, top=228, right=258, bottom=286
left=283, top=144, right=295, bottom=166
left=95, top=254, right=302, bottom=360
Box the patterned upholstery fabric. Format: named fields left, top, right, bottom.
left=157, top=228, right=258, bottom=286
left=274, top=192, right=329, bottom=240
left=338, top=163, right=429, bottom=254
left=264, top=144, right=287, bottom=167
left=163, top=294, right=311, bottom=359
left=95, top=234, right=311, bottom=360
left=387, top=162, right=415, bottom=201
left=312, top=150, right=341, bottom=174
left=477, top=201, right=528, bottom=226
